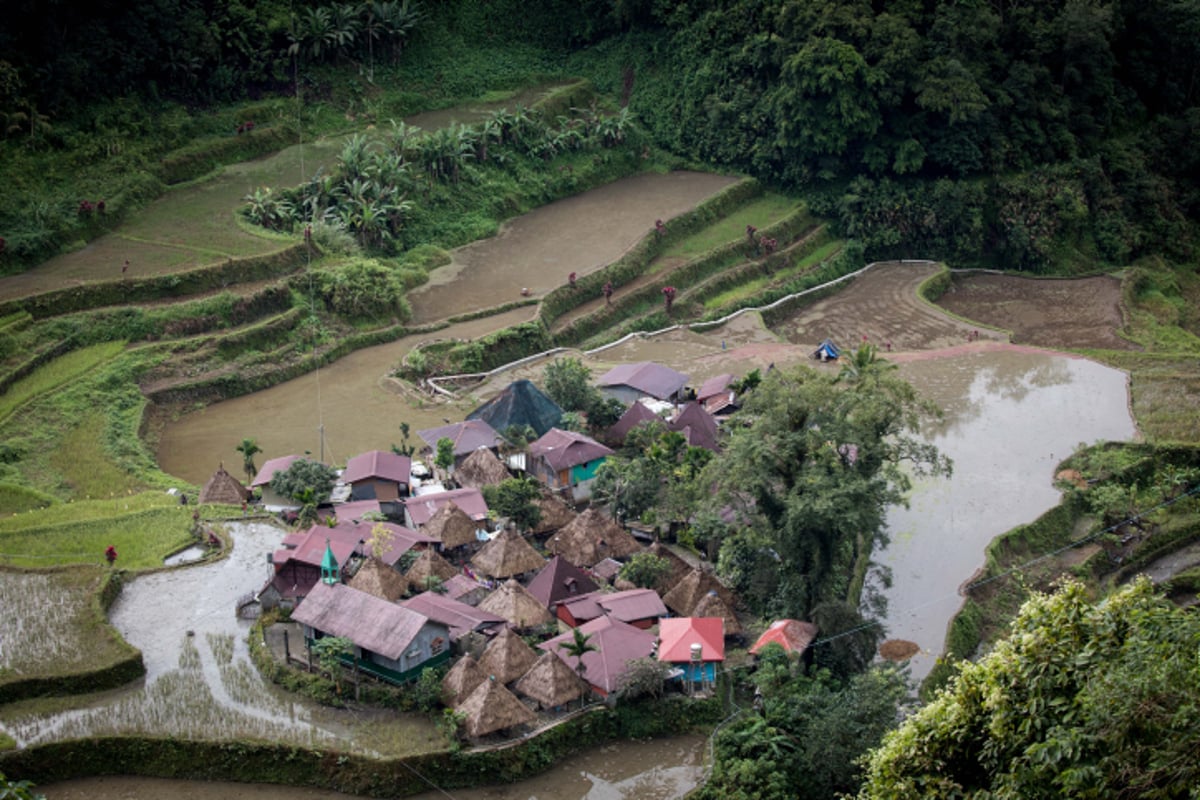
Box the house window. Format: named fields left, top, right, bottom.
left=430, top=636, right=446, bottom=655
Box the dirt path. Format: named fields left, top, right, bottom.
left=936, top=271, right=1135, bottom=351
left=772, top=261, right=1001, bottom=350
left=408, top=172, right=740, bottom=324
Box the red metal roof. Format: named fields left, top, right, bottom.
left=528, top=428, right=614, bottom=472
left=405, top=488, right=489, bottom=526
left=416, top=420, right=504, bottom=457
left=526, top=556, right=599, bottom=608
left=606, top=400, right=661, bottom=445
left=749, top=619, right=819, bottom=655
left=293, top=583, right=440, bottom=660
left=696, top=374, right=734, bottom=402
left=559, top=588, right=667, bottom=625
left=401, top=591, right=506, bottom=641
left=251, top=454, right=304, bottom=487
left=669, top=402, right=721, bottom=452
left=342, top=450, right=412, bottom=485
left=276, top=519, right=433, bottom=569
left=597, top=362, right=689, bottom=400
left=540, top=615, right=657, bottom=695
left=658, top=617, right=726, bottom=663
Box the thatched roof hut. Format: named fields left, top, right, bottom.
left=347, top=557, right=408, bottom=602
left=198, top=464, right=249, bottom=506
left=405, top=548, right=458, bottom=589
left=692, top=590, right=742, bottom=636
left=423, top=502, right=479, bottom=550
left=513, top=651, right=587, bottom=709
left=456, top=448, right=511, bottom=489
left=455, top=676, right=536, bottom=738
left=647, top=542, right=693, bottom=588
left=546, top=509, right=642, bottom=567
left=477, top=579, right=553, bottom=628
left=530, top=495, right=577, bottom=536
left=477, top=626, right=539, bottom=685
left=662, top=568, right=736, bottom=616
left=470, top=529, right=546, bottom=579
left=442, top=655, right=486, bottom=706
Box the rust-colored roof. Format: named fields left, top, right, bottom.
left=540, top=615, right=657, bottom=695
left=292, top=583, right=440, bottom=660
left=442, top=574, right=489, bottom=605
left=696, top=373, right=734, bottom=402
left=422, top=502, right=480, bottom=549
left=559, top=588, right=667, bottom=626
left=526, top=556, right=599, bottom=608
left=417, top=419, right=504, bottom=457
left=199, top=464, right=249, bottom=505
left=455, top=676, right=536, bottom=738
left=591, top=557, right=623, bottom=582
left=251, top=454, right=304, bottom=487
left=749, top=619, right=819, bottom=656
left=547, top=509, right=642, bottom=567
left=477, top=626, right=539, bottom=684
left=668, top=402, right=721, bottom=452
left=401, top=591, right=506, bottom=641
left=470, top=529, right=546, bottom=579
left=347, top=557, right=408, bottom=602
left=477, top=578, right=553, bottom=628
left=529, top=428, right=613, bottom=472
left=658, top=617, right=725, bottom=663
left=442, top=655, right=486, bottom=706
left=406, top=488, right=489, bottom=526
left=455, top=447, right=511, bottom=489
left=597, top=362, right=689, bottom=401
left=342, top=450, right=411, bottom=485
left=606, top=399, right=661, bottom=445
left=513, top=651, right=587, bottom=709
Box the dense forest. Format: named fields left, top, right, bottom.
left=2, top=0, right=1199, bottom=273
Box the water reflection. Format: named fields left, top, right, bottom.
left=876, top=351, right=1136, bottom=681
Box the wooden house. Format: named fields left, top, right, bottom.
left=540, top=615, right=657, bottom=697
left=342, top=450, right=412, bottom=502
left=658, top=617, right=725, bottom=685
left=526, top=428, right=613, bottom=501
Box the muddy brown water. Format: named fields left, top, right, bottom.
left=875, top=350, right=1138, bottom=681
left=40, top=735, right=707, bottom=800
left=157, top=172, right=737, bottom=486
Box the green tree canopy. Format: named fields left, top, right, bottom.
left=543, top=356, right=595, bottom=412
left=858, top=577, right=1200, bottom=799
left=269, top=459, right=338, bottom=505
left=481, top=477, right=542, bottom=531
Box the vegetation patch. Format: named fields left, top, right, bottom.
left=0, top=342, right=126, bottom=426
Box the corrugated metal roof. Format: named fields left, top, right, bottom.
left=696, top=374, right=734, bottom=402
left=342, top=450, right=411, bottom=485
left=606, top=400, right=661, bottom=445
left=402, top=591, right=506, bottom=641
left=405, top=488, right=489, bottom=526
left=292, top=583, right=438, bottom=660
left=251, top=454, right=304, bottom=487
left=528, top=428, right=614, bottom=472
left=658, top=617, right=725, bottom=663
left=416, top=420, right=504, bottom=456
left=597, top=362, right=689, bottom=400
left=526, top=556, right=599, bottom=608
left=540, top=615, right=657, bottom=694
left=749, top=619, right=819, bottom=655
left=560, top=588, right=667, bottom=624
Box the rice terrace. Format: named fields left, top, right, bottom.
left=2, top=2, right=1200, bottom=799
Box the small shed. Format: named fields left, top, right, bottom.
left=749, top=619, right=819, bottom=657
left=342, top=450, right=412, bottom=502
left=477, top=626, right=539, bottom=684
left=470, top=529, right=546, bottom=580
left=455, top=676, right=536, bottom=738
left=441, top=654, right=486, bottom=706
left=198, top=464, right=249, bottom=506
left=477, top=578, right=554, bottom=629
left=513, top=651, right=587, bottom=710
left=250, top=454, right=305, bottom=511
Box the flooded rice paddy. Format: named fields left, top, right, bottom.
left=876, top=349, right=1138, bottom=681
left=41, top=735, right=707, bottom=800
left=0, top=570, right=107, bottom=677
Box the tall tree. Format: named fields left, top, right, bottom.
left=235, top=438, right=262, bottom=484
left=858, top=578, right=1200, bottom=799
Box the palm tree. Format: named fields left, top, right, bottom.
left=836, top=343, right=896, bottom=384
left=562, top=628, right=598, bottom=707
left=235, top=438, right=262, bottom=484
left=296, top=487, right=320, bottom=528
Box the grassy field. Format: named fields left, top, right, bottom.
left=0, top=567, right=131, bottom=679
left=0, top=497, right=201, bottom=570
left=0, top=342, right=126, bottom=426
left=650, top=193, right=797, bottom=269
left=702, top=240, right=842, bottom=310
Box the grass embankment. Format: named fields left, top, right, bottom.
left=0, top=342, right=125, bottom=426
left=649, top=192, right=796, bottom=269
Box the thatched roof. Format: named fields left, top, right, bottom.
left=199, top=464, right=249, bottom=505
left=423, top=502, right=479, bottom=550
left=455, top=676, right=536, bottom=738
left=470, top=529, right=546, bottom=579
left=477, top=579, right=553, bottom=628
left=546, top=509, right=642, bottom=567
left=662, top=568, right=736, bottom=616
left=647, top=542, right=693, bottom=588
left=513, top=651, right=587, bottom=709
left=405, top=548, right=458, bottom=587
left=347, top=557, right=408, bottom=602
left=692, top=590, right=742, bottom=636
left=477, top=626, right=539, bottom=684
left=530, top=495, right=577, bottom=535
left=456, top=447, right=511, bottom=489
left=442, top=655, right=486, bottom=706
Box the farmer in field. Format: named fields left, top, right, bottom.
left=104, top=545, right=117, bottom=566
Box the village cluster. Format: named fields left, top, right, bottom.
left=194, top=361, right=819, bottom=739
